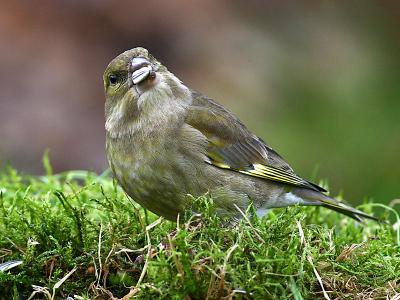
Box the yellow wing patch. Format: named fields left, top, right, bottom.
left=240, top=163, right=305, bottom=186
left=208, top=160, right=308, bottom=188
left=211, top=161, right=231, bottom=169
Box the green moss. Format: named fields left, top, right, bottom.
left=0, top=165, right=398, bottom=299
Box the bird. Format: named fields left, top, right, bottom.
left=103, top=47, right=377, bottom=222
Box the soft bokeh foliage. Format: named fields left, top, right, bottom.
left=0, top=1, right=399, bottom=204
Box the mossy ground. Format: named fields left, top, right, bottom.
left=0, top=162, right=399, bottom=299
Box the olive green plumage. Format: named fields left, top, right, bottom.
left=103, top=47, right=377, bottom=222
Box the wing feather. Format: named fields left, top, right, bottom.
left=186, top=91, right=326, bottom=192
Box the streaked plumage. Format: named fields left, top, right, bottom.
left=104, top=47, right=377, bottom=222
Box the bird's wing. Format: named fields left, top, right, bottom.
left=186, top=91, right=326, bottom=192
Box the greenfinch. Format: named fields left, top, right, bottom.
left=104, top=47, right=377, bottom=222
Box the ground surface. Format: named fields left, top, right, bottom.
left=0, top=162, right=399, bottom=299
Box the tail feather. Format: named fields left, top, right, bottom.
left=293, top=188, right=379, bottom=222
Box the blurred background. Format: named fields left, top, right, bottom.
left=0, top=1, right=399, bottom=205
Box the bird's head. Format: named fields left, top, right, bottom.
left=103, top=47, right=190, bottom=137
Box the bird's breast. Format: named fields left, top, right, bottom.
left=106, top=130, right=194, bottom=218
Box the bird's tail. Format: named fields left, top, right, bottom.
left=293, top=188, right=379, bottom=222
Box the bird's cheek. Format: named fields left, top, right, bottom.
left=124, top=88, right=140, bottom=102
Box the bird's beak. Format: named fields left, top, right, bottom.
left=131, top=57, right=155, bottom=85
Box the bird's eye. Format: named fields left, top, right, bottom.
left=109, top=74, right=118, bottom=85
